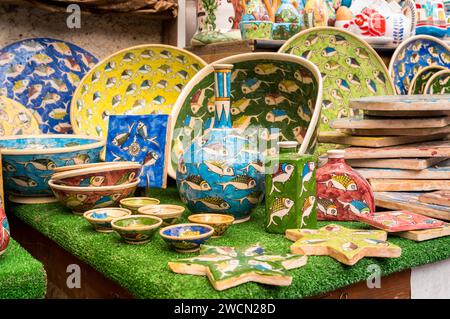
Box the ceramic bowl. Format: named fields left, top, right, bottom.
left=0, top=96, right=40, bottom=136
left=0, top=135, right=105, bottom=202
left=138, top=204, right=185, bottom=226
left=239, top=21, right=273, bottom=40
left=159, top=223, right=214, bottom=253
left=120, top=197, right=161, bottom=214
left=51, top=162, right=141, bottom=187
left=111, top=215, right=162, bottom=244
left=187, top=214, right=235, bottom=237
left=83, top=207, right=132, bottom=233
left=48, top=179, right=139, bottom=214
left=53, top=162, right=126, bottom=173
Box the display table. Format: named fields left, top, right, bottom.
left=8, top=187, right=450, bottom=299
left=0, top=239, right=47, bottom=298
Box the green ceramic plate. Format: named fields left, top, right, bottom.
left=408, top=65, right=447, bottom=95
left=279, top=27, right=395, bottom=133
left=425, top=69, right=450, bottom=95
left=168, top=52, right=323, bottom=178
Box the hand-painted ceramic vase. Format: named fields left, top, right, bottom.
left=316, top=150, right=374, bottom=221
left=415, top=0, right=447, bottom=38
left=265, top=141, right=317, bottom=233
left=0, top=207, right=9, bottom=256
left=176, top=64, right=265, bottom=223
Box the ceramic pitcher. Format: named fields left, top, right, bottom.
left=265, top=141, right=317, bottom=233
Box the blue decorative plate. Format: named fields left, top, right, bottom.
left=389, top=35, right=450, bottom=95
left=0, top=38, right=98, bottom=133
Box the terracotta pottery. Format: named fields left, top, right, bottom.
left=316, top=150, right=375, bottom=221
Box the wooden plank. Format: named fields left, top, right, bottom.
left=347, top=157, right=446, bottom=170
left=370, top=179, right=450, bottom=192
left=395, top=223, right=450, bottom=241
left=342, top=126, right=450, bottom=136
left=319, top=131, right=447, bottom=148
left=344, top=141, right=450, bottom=159
left=365, top=110, right=450, bottom=118
left=375, top=192, right=450, bottom=221
left=331, top=116, right=450, bottom=130
left=185, top=40, right=255, bottom=63
left=419, top=191, right=450, bottom=207
left=356, top=165, right=450, bottom=180
left=350, top=95, right=450, bottom=111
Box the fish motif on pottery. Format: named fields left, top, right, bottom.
left=265, top=141, right=317, bottom=234
left=0, top=38, right=98, bottom=133
left=169, top=53, right=321, bottom=179
left=0, top=96, right=40, bottom=136
left=105, top=114, right=170, bottom=189
left=424, top=69, right=450, bottom=94
left=71, top=45, right=206, bottom=138
left=389, top=35, right=450, bottom=94
left=316, top=150, right=374, bottom=221
left=176, top=64, right=265, bottom=222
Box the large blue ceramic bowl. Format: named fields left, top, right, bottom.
left=0, top=135, right=105, bottom=198
left=159, top=223, right=214, bottom=253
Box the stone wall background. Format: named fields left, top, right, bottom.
left=0, top=4, right=163, bottom=59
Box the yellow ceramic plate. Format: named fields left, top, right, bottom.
left=0, top=96, right=40, bottom=135
left=70, top=44, right=206, bottom=138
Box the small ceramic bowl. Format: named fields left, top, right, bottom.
left=51, top=162, right=141, bottom=187
left=138, top=204, right=185, bottom=226
left=48, top=179, right=139, bottom=214
left=111, top=215, right=162, bottom=244
left=120, top=197, right=161, bottom=215
left=187, top=214, right=235, bottom=238
left=83, top=208, right=132, bottom=233
left=53, top=162, right=114, bottom=173
left=159, top=223, right=214, bottom=253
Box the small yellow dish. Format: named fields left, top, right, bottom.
left=138, top=204, right=185, bottom=226
left=187, top=214, right=235, bottom=238
left=120, top=197, right=161, bottom=214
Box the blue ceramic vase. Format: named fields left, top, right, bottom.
left=176, top=64, right=265, bottom=223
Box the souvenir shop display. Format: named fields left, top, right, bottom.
left=0, top=135, right=104, bottom=204
left=169, top=52, right=322, bottom=179
left=119, top=197, right=161, bottom=214
left=187, top=213, right=235, bottom=237
left=0, top=96, right=40, bottom=136
left=0, top=38, right=97, bottom=133
left=105, top=114, right=171, bottom=188
left=168, top=244, right=307, bottom=290
left=83, top=207, right=132, bottom=233
left=159, top=223, right=215, bottom=252
left=265, top=141, right=317, bottom=233
left=316, top=150, right=374, bottom=221
left=111, top=215, right=163, bottom=244
left=138, top=204, right=186, bottom=226
left=286, top=224, right=402, bottom=265
left=70, top=45, right=206, bottom=138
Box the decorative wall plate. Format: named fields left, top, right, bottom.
left=168, top=52, right=323, bottom=178
left=408, top=65, right=447, bottom=95
left=0, top=38, right=98, bottom=133
left=71, top=45, right=206, bottom=138
left=388, top=35, right=450, bottom=95
left=425, top=69, right=450, bottom=94
left=279, top=27, right=395, bottom=133
left=286, top=224, right=401, bottom=266
left=356, top=210, right=444, bottom=232
left=168, top=244, right=307, bottom=291
left=0, top=96, right=40, bottom=135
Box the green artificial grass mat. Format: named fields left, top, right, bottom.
left=10, top=187, right=450, bottom=298
left=0, top=239, right=47, bottom=299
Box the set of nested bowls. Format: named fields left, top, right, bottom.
left=49, top=161, right=141, bottom=214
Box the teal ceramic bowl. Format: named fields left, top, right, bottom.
left=111, top=215, right=162, bottom=244
left=159, top=223, right=214, bottom=253
left=83, top=208, right=132, bottom=233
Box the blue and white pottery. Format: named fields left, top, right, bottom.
left=0, top=135, right=105, bottom=202
left=176, top=64, right=265, bottom=223
left=159, top=223, right=214, bottom=253
left=389, top=35, right=450, bottom=94
left=105, top=114, right=170, bottom=189
left=0, top=38, right=98, bottom=133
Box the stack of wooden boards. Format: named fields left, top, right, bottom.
left=319, top=95, right=450, bottom=222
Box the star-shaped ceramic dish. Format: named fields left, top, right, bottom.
left=286, top=224, right=401, bottom=266
left=168, top=244, right=307, bottom=291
